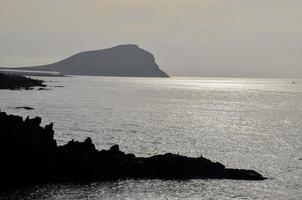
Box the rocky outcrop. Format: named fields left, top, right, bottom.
left=11, top=44, right=169, bottom=77
left=15, top=106, right=34, bottom=110
left=0, top=111, right=266, bottom=186
left=0, top=73, right=45, bottom=90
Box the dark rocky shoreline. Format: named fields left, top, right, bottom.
left=0, top=111, right=266, bottom=186
left=0, top=73, right=45, bottom=90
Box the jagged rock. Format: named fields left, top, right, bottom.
left=110, top=144, right=120, bottom=152
left=0, top=111, right=266, bottom=186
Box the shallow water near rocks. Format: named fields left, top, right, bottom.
left=0, top=76, right=301, bottom=199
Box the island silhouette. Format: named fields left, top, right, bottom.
left=8, top=44, right=169, bottom=77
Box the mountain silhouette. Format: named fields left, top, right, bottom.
left=11, top=44, right=169, bottom=77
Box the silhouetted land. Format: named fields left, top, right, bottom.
left=9, top=44, right=169, bottom=77
left=0, top=111, right=265, bottom=186
left=0, top=73, right=45, bottom=90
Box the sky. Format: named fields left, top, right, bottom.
left=0, top=0, right=301, bottom=78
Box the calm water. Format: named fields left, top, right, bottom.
left=0, top=76, right=301, bottom=199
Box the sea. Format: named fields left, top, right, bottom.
left=0, top=76, right=301, bottom=200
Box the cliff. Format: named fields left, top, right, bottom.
left=12, top=44, right=169, bottom=77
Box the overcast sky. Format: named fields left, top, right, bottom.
left=0, top=0, right=301, bottom=78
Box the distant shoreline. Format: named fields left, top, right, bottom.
left=0, top=69, right=63, bottom=77
left=0, top=73, right=46, bottom=90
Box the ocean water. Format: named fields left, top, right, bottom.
left=0, top=76, right=301, bottom=200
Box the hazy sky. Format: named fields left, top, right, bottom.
left=0, top=0, right=301, bottom=77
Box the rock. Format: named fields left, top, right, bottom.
left=0, top=111, right=266, bottom=186
left=38, top=87, right=51, bottom=90
left=0, top=73, right=46, bottom=90
left=15, top=106, right=34, bottom=110
left=110, top=144, right=120, bottom=152
left=0, top=111, right=57, bottom=185
left=223, top=169, right=265, bottom=180
left=126, top=153, right=136, bottom=159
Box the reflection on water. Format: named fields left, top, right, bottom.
left=0, top=77, right=301, bottom=199
left=0, top=179, right=274, bottom=200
